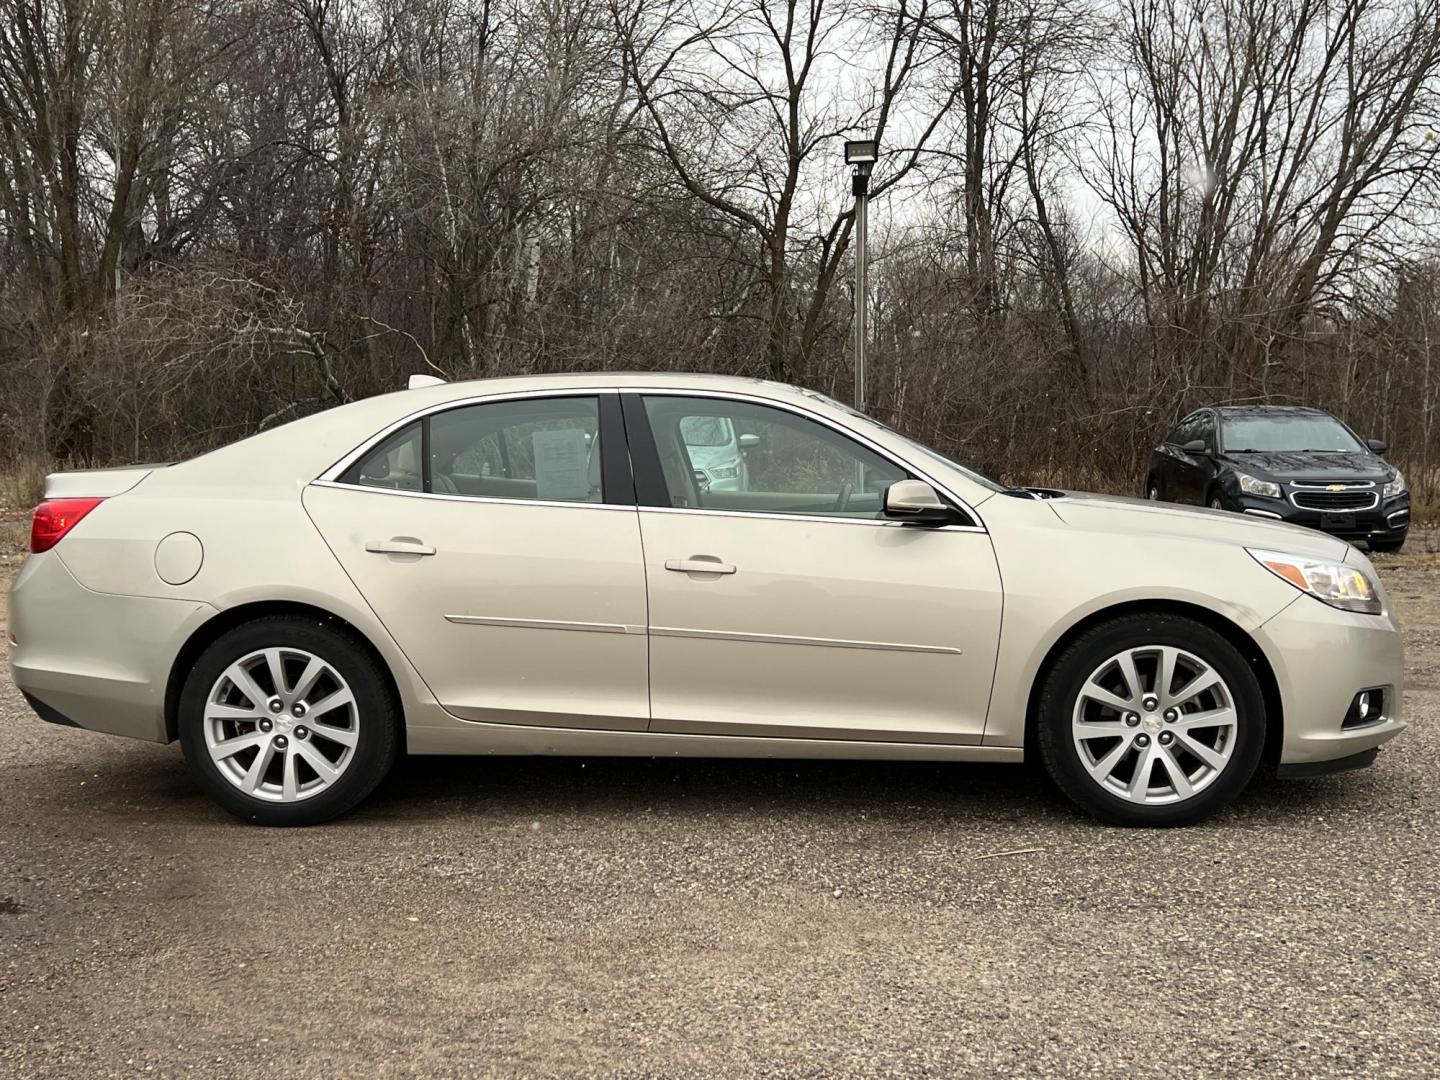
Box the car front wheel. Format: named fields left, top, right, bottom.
left=1370, top=531, right=1407, bottom=554
left=178, top=616, right=400, bottom=826
left=1036, top=613, right=1266, bottom=826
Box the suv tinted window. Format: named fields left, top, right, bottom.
left=1193, top=413, right=1215, bottom=451
left=1166, top=414, right=1201, bottom=446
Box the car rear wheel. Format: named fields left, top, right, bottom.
left=178, top=616, right=400, bottom=826
left=1036, top=613, right=1266, bottom=826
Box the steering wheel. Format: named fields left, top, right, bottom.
left=833, top=479, right=854, bottom=513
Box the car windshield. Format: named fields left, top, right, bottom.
left=1220, top=415, right=1366, bottom=454
left=680, top=415, right=731, bottom=446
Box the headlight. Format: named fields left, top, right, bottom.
left=1236, top=472, right=1281, bottom=498
left=709, top=465, right=740, bottom=480
left=1247, top=548, right=1382, bottom=614
left=1383, top=471, right=1407, bottom=499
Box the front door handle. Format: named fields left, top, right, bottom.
left=365, top=538, right=437, bottom=556
left=664, top=557, right=736, bottom=575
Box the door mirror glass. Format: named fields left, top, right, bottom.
left=882, top=480, right=953, bottom=523
left=1366, top=438, right=1387, bottom=455
left=1182, top=439, right=1208, bottom=455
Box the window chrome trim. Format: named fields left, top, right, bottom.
left=314, top=383, right=990, bottom=531
left=638, top=504, right=985, bottom=532
left=625, top=386, right=987, bottom=531
left=308, top=479, right=637, bottom=513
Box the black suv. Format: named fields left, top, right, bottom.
left=1144, top=406, right=1410, bottom=551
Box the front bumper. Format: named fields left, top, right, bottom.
left=1254, top=593, right=1406, bottom=767
left=1233, top=491, right=1409, bottom=543
left=8, top=552, right=213, bottom=743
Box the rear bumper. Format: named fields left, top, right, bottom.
left=8, top=552, right=213, bottom=743
left=1254, top=594, right=1406, bottom=767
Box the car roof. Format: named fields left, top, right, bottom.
left=1210, top=405, right=1333, bottom=419
left=173, top=371, right=865, bottom=488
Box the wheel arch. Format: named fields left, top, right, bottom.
left=164, top=600, right=406, bottom=747
left=1023, top=599, right=1283, bottom=766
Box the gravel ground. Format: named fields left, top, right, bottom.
left=1, top=545, right=1437, bottom=1079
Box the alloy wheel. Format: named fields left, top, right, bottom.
left=1071, top=645, right=1238, bottom=805
left=203, top=647, right=360, bottom=803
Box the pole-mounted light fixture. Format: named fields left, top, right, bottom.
left=845, top=137, right=880, bottom=413
left=844, top=139, right=879, bottom=171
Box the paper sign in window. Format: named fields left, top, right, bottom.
left=532, top=429, right=591, bottom=500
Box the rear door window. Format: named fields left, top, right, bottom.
left=337, top=397, right=610, bottom=503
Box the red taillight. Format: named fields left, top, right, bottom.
left=30, top=498, right=104, bottom=554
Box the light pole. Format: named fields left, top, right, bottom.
left=844, top=138, right=878, bottom=413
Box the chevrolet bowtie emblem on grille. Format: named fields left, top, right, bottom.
left=1327, top=484, right=1346, bottom=491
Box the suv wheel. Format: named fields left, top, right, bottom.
left=179, top=616, right=400, bottom=826
left=1036, top=613, right=1266, bottom=827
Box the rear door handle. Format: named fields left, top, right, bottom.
left=365, top=538, right=436, bottom=556
left=664, top=557, right=736, bottom=575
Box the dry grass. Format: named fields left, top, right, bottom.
left=0, top=459, right=48, bottom=559
left=0, top=457, right=49, bottom=514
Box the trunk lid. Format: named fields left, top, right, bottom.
left=42, top=465, right=166, bottom=500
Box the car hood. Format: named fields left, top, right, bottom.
left=1220, top=450, right=1394, bottom=483
left=1047, top=490, right=1350, bottom=560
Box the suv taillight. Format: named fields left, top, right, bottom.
left=30, top=498, right=104, bottom=553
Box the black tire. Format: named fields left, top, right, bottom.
left=178, top=616, right=401, bottom=826
left=1369, top=531, right=1407, bottom=554
left=1035, top=613, right=1267, bottom=827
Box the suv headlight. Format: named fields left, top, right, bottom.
left=1237, top=472, right=1281, bottom=498
left=1383, top=471, right=1407, bottom=499
left=1248, top=548, right=1382, bottom=614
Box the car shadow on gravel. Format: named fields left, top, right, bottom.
left=6, top=739, right=1383, bottom=829
left=367, top=753, right=1067, bottom=823
left=345, top=751, right=1381, bottom=829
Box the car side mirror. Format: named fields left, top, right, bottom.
left=1182, top=439, right=1209, bottom=455
left=882, top=480, right=954, bottom=524
left=1366, top=438, right=1387, bottom=455
left=739, top=433, right=761, bottom=450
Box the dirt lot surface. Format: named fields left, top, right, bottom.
left=1, top=533, right=1437, bottom=1078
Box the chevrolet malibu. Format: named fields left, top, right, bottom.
left=9, top=374, right=1405, bottom=827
